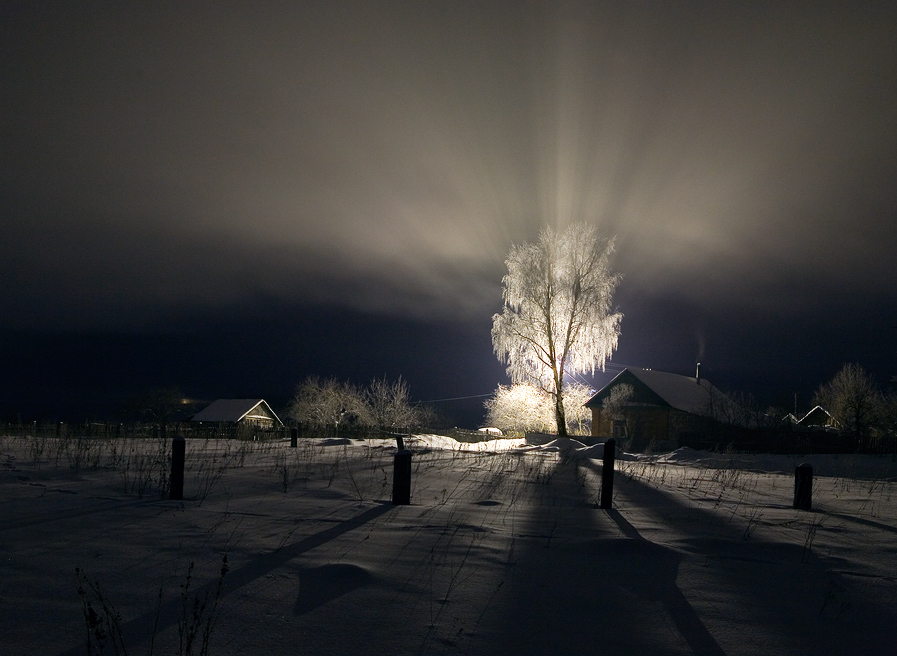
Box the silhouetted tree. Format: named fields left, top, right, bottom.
left=289, top=376, right=426, bottom=434
left=879, top=390, right=897, bottom=436
left=130, top=386, right=192, bottom=426
left=363, top=376, right=423, bottom=430
left=288, top=377, right=370, bottom=432
left=814, top=363, right=881, bottom=438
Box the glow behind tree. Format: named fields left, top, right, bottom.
left=492, top=223, right=622, bottom=436
left=485, top=382, right=594, bottom=435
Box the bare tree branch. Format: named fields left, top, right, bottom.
left=492, top=224, right=621, bottom=436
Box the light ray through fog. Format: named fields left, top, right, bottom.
left=2, top=2, right=895, bottom=329
left=2, top=2, right=896, bottom=422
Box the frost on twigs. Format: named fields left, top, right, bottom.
left=485, top=381, right=593, bottom=435
left=492, top=224, right=621, bottom=436
left=287, top=375, right=427, bottom=436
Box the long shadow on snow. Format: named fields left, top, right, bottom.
left=824, top=511, right=897, bottom=537
left=55, top=502, right=394, bottom=656
left=604, top=466, right=897, bottom=655
left=0, top=497, right=161, bottom=532
left=293, top=563, right=374, bottom=615
left=473, top=457, right=724, bottom=656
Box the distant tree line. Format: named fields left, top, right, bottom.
left=287, top=376, right=434, bottom=434
left=698, top=363, right=897, bottom=453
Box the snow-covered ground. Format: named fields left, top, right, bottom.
left=2, top=433, right=895, bottom=655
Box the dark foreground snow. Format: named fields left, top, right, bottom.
left=2, top=434, right=895, bottom=655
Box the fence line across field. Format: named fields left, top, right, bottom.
left=1, top=421, right=895, bottom=455
left=0, top=421, right=450, bottom=443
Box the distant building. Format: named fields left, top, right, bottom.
left=795, top=405, right=838, bottom=430
left=191, top=399, right=284, bottom=429
left=585, top=366, right=734, bottom=451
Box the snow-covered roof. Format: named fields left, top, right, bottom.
left=797, top=405, right=836, bottom=427
left=586, top=367, right=729, bottom=417
left=191, top=399, right=283, bottom=425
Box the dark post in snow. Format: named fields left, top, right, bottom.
left=600, top=438, right=616, bottom=509
left=392, top=435, right=412, bottom=505
left=170, top=436, right=185, bottom=501
left=794, top=463, right=813, bottom=510
left=290, top=427, right=298, bottom=448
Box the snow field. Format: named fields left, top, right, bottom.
left=1, top=433, right=895, bottom=655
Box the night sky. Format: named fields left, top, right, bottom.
left=3, top=2, right=896, bottom=425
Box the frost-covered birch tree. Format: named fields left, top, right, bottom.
left=492, top=224, right=622, bottom=436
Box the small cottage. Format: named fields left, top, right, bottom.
left=585, top=366, right=734, bottom=451
left=796, top=405, right=838, bottom=430
left=191, top=399, right=284, bottom=429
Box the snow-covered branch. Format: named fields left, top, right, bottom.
left=491, top=224, right=622, bottom=435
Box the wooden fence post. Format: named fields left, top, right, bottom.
left=600, top=438, right=616, bottom=509
left=794, top=463, right=812, bottom=510
left=392, top=449, right=412, bottom=505
left=170, top=436, right=185, bottom=501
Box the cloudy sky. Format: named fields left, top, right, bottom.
left=3, top=1, right=896, bottom=423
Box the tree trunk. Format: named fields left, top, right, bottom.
left=555, top=389, right=567, bottom=436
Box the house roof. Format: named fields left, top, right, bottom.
left=191, top=399, right=283, bottom=425
left=586, top=367, right=729, bottom=417
left=797, top=405, right=835, bottom=426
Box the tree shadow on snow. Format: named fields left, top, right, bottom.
left=608, top=470, right=897, bottom=655
left=293, top=563, right=374, bottom=615
left=55, top=502, right=393, bottom=656
left=475, top=459, right=724, bottom=656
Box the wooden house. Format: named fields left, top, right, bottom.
left=585, top=366, right=734, bottom=451
left=191, top=399, right=284, bottom=428
left=796, top=405, right=838, bottom=430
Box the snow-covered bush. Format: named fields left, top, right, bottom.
left=484, top=382, right=592, bottom=435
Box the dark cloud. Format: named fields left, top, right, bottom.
left=2, top=2, right=896, bottom=421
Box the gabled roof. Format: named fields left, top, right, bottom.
left=797, top=405, right=836, bottom=427
left=585, top=367, right=729, bottom=417
left=191, top=399, right=283, bottom=426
